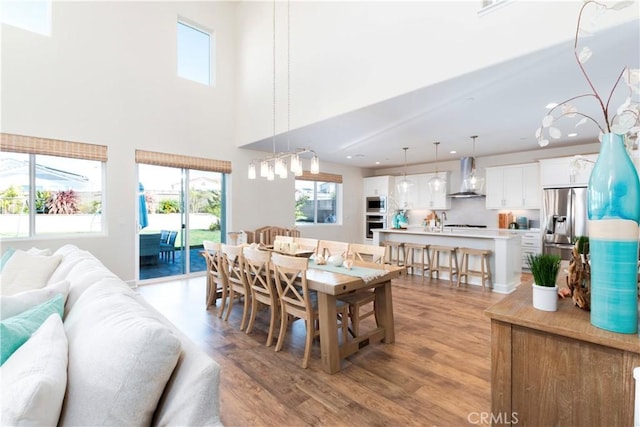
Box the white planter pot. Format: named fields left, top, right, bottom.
left=532, top=283, right=558, bottom=312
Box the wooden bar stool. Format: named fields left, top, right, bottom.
left=382, top=241, right=405, bottom=267
left=404, top=243, right=430, bottom=280
left=429, top=245, right=459, bottom=285
left=457, top=248, right=492, bottom=290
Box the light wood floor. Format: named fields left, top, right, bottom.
left=138, top=273, right=527, bottom=427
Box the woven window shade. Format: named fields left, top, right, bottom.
left=1, top=133, right=107, bottom=161
left=296, top=171, right=342, bottom=183
left=135, top=149, right=231, bottom=174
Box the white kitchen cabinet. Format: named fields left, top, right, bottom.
left=540, top=154, right=597, bottom=188
left=486, top=163, right=540, bottom=209
left=363, top=175, right=394, bottom=197
left=521, top=230, right=542, bottom=271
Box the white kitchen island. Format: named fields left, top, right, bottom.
left=373, top=228, right=522, bottom=293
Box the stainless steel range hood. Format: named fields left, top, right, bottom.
left=448, top=157, right=486, bottom=198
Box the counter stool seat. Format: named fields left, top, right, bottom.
left=457, top=247, right=492, bottom=290
left=382, top=241, right=405, bottom=267
left=429, top=245, right=459, bottom=285
left=404, top=243, right=430, bottom=280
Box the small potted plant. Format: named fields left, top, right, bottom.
left=527, top=253, right=562, bottom=311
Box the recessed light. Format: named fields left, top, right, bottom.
left=449, top=150, right=457, bottom=154
left=545, top=102, right=558, bottom=109
left=568, top=133, right=578, bottom=137
left=375, top=161, right=381, bottom=165
left=346, top=155, right=352, bottom=159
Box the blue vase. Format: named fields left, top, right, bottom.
left=587, top=133, right=640, bottom=334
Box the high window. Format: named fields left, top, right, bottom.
left=177, top=20, right=213, bottom=86
left=295, top=172, right=342, bottom=225
left=0, top=134, right=106, bottom=238
left=1, top=0, right=51, bottom=36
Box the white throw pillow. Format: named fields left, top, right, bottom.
left=0, top=280, right=70, bottom=320
left=59, top=283, right=182, bottom=426
left=1, top=250, right=63, bottom=296
left=0, top=314, right=68, bottom=426
left=27, top=247, right=52, bottom=256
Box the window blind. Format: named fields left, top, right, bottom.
left=135, top=149, right=231, bottom=174
left=1, top=133, right=107, bottom=161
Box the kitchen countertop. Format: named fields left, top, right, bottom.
left=378, top=227, right=522, bottom=240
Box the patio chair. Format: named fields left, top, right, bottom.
left=139, top=233, right=161, bottom=266
left=160, top=230, right=178, bottom=262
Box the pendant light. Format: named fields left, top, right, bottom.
left=428, top=142, right=447, bottom=194
left=396, top=147, right=413, bottom=194
left=463, top=135, right=484, bottom=192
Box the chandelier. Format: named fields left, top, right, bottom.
left=248, top=0, right=319, bottom=181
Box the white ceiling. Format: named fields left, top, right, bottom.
left=240, top=18, right=639, bottom=170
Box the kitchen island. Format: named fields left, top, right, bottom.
left=373, top=227, right=521, bottom=293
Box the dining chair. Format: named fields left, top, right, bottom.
left=202, top=240, right=228, bottom=318
left=271, top=252, right=349, bottom=369
left=220, top=244, right=251, bottom=331
left=292, top=237, right=319, bottom=253
left=317, top=240, right=349, bottom=259
left=339, top=243, right=386, bottom=337
left=242, top=246, right=279, bottom=346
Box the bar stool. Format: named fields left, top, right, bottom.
left=457, top=247, right=492, bottom=290
left=429, top=245, right=459, bottom=285
left=382, top=241, right=405, bottom=267
left=404, top=243, right=430, bottom=280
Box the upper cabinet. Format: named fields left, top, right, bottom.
left=363, top=175, right=395, bottom=197
left=395, top=172, right=451, bottom=210
left=486, top=163, right=540, bottom=209
left=539, top=154, right=597, bottom=188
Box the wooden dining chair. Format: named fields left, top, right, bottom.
left=271, top=252, right=349, bottom=369
left=292, top=237, right=319, bottom=253
left=339, top=243, right=386, bottom=337
left=220, top=244, right=251, bottom=331
left=202, top=240, right=228, bottom=318
left=242, top=247, right=279, bottom=346
left=317, top=240, right=349, bottom=259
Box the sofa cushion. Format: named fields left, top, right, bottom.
left=0, top=247, right=16, bottom=272
left=1, top=250, right=62, bottom=296
left=59, top=282, right=182, bottom=427
left=0, top=280, right=70, bottom=320
left=0, top=314, right=68, bottom=426
left=0, top=294, right=65, bottom=365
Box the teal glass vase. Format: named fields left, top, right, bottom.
left=587, top=133, right=640, bottom=334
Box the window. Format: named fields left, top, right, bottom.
left=0, top=134, right=106, bottom=238
left=1, top=0, right=51, bottom=36
left=295, top=177, right=341, bottom=225
left=177, top=20, right=213, bottom=86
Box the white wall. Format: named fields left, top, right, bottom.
left=0, top=1, right=364, bottom=282
left=234, top=1, right=638, bottom=146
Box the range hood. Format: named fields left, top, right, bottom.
left=448, top=157, right=486, bottom=198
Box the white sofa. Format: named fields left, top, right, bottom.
left=1, top=244, right=222, bottom=426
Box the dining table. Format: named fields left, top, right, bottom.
left=304, top=260, right=404, bottom=374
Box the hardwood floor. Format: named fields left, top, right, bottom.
left=138, top=273, right=525, bottom=427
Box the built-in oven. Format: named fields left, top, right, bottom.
left=366, top=196, right=387, bottom=213
left=366, top=214, right=386, bottom=239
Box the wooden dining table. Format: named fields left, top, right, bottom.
left=304, top=263, right=403, bottom=374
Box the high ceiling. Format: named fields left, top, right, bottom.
left=241, top=18, right=639, bottom=170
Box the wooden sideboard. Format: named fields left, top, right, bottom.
left=485, top=282, right=640, bottom=426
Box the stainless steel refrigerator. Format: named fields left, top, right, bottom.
left=542, top=187, right=588, bottom=261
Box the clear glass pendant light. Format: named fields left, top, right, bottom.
left=428, top=142, right=447, bottom=194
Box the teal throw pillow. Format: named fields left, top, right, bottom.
left=0, top=293, right=64, bottom=365
left=0, top=247, right=16, bottom=272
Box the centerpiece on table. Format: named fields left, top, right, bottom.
left=528, top=253, right=562, bottom=312
left=536, top=1, right=640, bottom=333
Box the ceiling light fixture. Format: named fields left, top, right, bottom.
left=464, top=135, right=484, bottom=192
left=428, top=142, right=447, bottom=195
left=248, top=0, right=319, bottom=180
left=396, top=147, right=413, bottom=194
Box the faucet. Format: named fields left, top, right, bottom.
left=439, top=212, right=447, bottom=231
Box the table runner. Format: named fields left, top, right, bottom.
left=309, top=260, right=387, bottom=283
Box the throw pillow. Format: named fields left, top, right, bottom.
left=0, top=280, right=70, bottom=320
left=27, top=247, right=52, bottom=255
left=0, top=247, right=16, bottom=272
left=0, top=250, right=63, bottom=296
left=59, top=284, right=182, bottom=426
left=0, top=314, right=68, bottom=426
left=0, top=294, right=64, bottom=365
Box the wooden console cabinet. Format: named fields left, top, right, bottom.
left=485, top=282, right=639, bottom=426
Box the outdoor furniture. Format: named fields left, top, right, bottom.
left=160, top=230, right=178, bottom=262
left=139, top=233, right=161, bottom=266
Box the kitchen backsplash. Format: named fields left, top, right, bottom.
left=404, top=197, right=540, bottom=229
